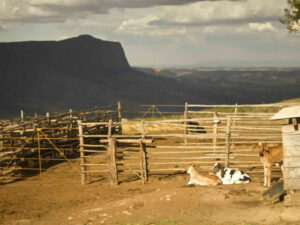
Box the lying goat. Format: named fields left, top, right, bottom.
left=256, top=143, right=283, bottom=187
left=187, top=164, right=221, bottom=186
left=212, top=162, right=251, bottom=184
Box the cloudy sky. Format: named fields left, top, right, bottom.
left=0, top=0, right=299, bottom=67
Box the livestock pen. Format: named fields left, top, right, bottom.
left=77, top=102, right=299, bottom=185
left=1, top=102, right=299, bottom=185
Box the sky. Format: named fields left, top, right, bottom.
left=0, top=0, right=300, bottom=67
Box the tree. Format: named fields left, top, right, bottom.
left=281, top=0, right=300, bottom=32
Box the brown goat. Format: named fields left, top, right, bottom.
left=256, top=143, right=283, bottom=187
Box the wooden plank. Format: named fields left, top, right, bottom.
left=283, top=157, right=300, bottom=167
left=284, top=178, right=300, bottom=190
left=283, top=167, right=300, bottom=179
left=100, top=139, right=153, bottom=144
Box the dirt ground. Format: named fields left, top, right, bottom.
left=1, top=163, right=300, bottom=225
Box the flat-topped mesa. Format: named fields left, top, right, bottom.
left=0, top=34, right=131, bottom=77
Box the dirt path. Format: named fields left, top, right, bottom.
left=1, top=172, right=300, bottom=225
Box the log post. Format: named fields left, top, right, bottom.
left=139, top=139, right=147, bottom=184
left=213, top=112, right=219, bottom=152
left=117, top=102, right=122, bottom=134
left=46, top=112, right=50, bottom=126
left=34, top=113, right=38, bottom=125
left=231, top=103, right=238, bottom=149
left=152, top=105, right=155, bottom=118
left=184, top=102, right=188, bottom=146
left=117, top=101, right=122, bottom=122
left=20, top=110, right=24, bottom=124
left=108, top=119, right=112, bottom=138
left=140, top=120, right=148, bottom=183
left=0, top=131, right=3, bottom=151
left=37, top=128, right=42, bottom=178
left=78, top=120, right=86, bottom=185
left=107, top=138, right=118, bottom=185
left=96, top=106, right=100, bottom=121
left=225, top=117, right=231, bottom=167
left=69, top=109, right=73, bottom=122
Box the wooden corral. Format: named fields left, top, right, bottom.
left=0, top=103, right=122, bottom=184
left=77, top=102, right=300, bottom=185
left=1, top=102, right=300, bottom=186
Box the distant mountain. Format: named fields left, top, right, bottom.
left=1, top=35, right=300, bottom=117
left=0, top=35, right=207, bottom=116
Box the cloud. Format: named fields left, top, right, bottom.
left=148, top=0, right=286, bottom=28
left=0, top=0, right=233, bottom=24
left=248, top=22, right=276, bottom=32
left=115, top=14, right=186, bottom=36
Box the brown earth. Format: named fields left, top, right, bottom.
left=1, top=163, right=300, bottom=225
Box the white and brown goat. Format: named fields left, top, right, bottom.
left=187, top=164, right=221, bottom=186
left=256, top=143, right=283, bottom=187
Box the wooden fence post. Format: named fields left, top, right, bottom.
left=37, top=128, right=42, bottom=178
left=69, top=109, right=73, bottom=121
left=78, top=120, right=86, bottom=185
left=20, top=110, right=24, bottom=124
left=213, top=112, right=219, bottom=152
left=117, top=102, right=122, bottom=134
left=184, top=102, right=188, bottom=146
left=225, top=117, right=231, bottom=167
left=117, top=101, right=122, bottom=122
left=46, top=112, right=51, bottom=126
left=107, top=138, right=118, bottom=185
left=96, top=106, right=100, bottom=121
left=108, top=119, right=112, bottom=138
left=34, top=113, right=38, bottom=125
left=0, top=131, right=3, bottom=150
left=140, top=120, right=148, bottom=183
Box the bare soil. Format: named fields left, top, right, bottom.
left=1, top=163, right=300, bottom=225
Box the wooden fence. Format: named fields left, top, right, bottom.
left=0, top=103, right=121, bottom=184
left=78, top=102, right=298, bottom=185
left=1, top=102, right=299, bottom=185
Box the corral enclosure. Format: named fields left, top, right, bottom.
left=0, top=102, right=298, bottom=185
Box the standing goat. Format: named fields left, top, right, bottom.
left=256, top=143, right=283, bottom=187
left=187, top=164, right=221, bottom=186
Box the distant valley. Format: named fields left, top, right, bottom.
left=0, top=35, right=300, bottom=117
left=137, top=67, right=300, bottom=105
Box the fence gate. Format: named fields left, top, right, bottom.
left=78, top=120, right=151, bottom=185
